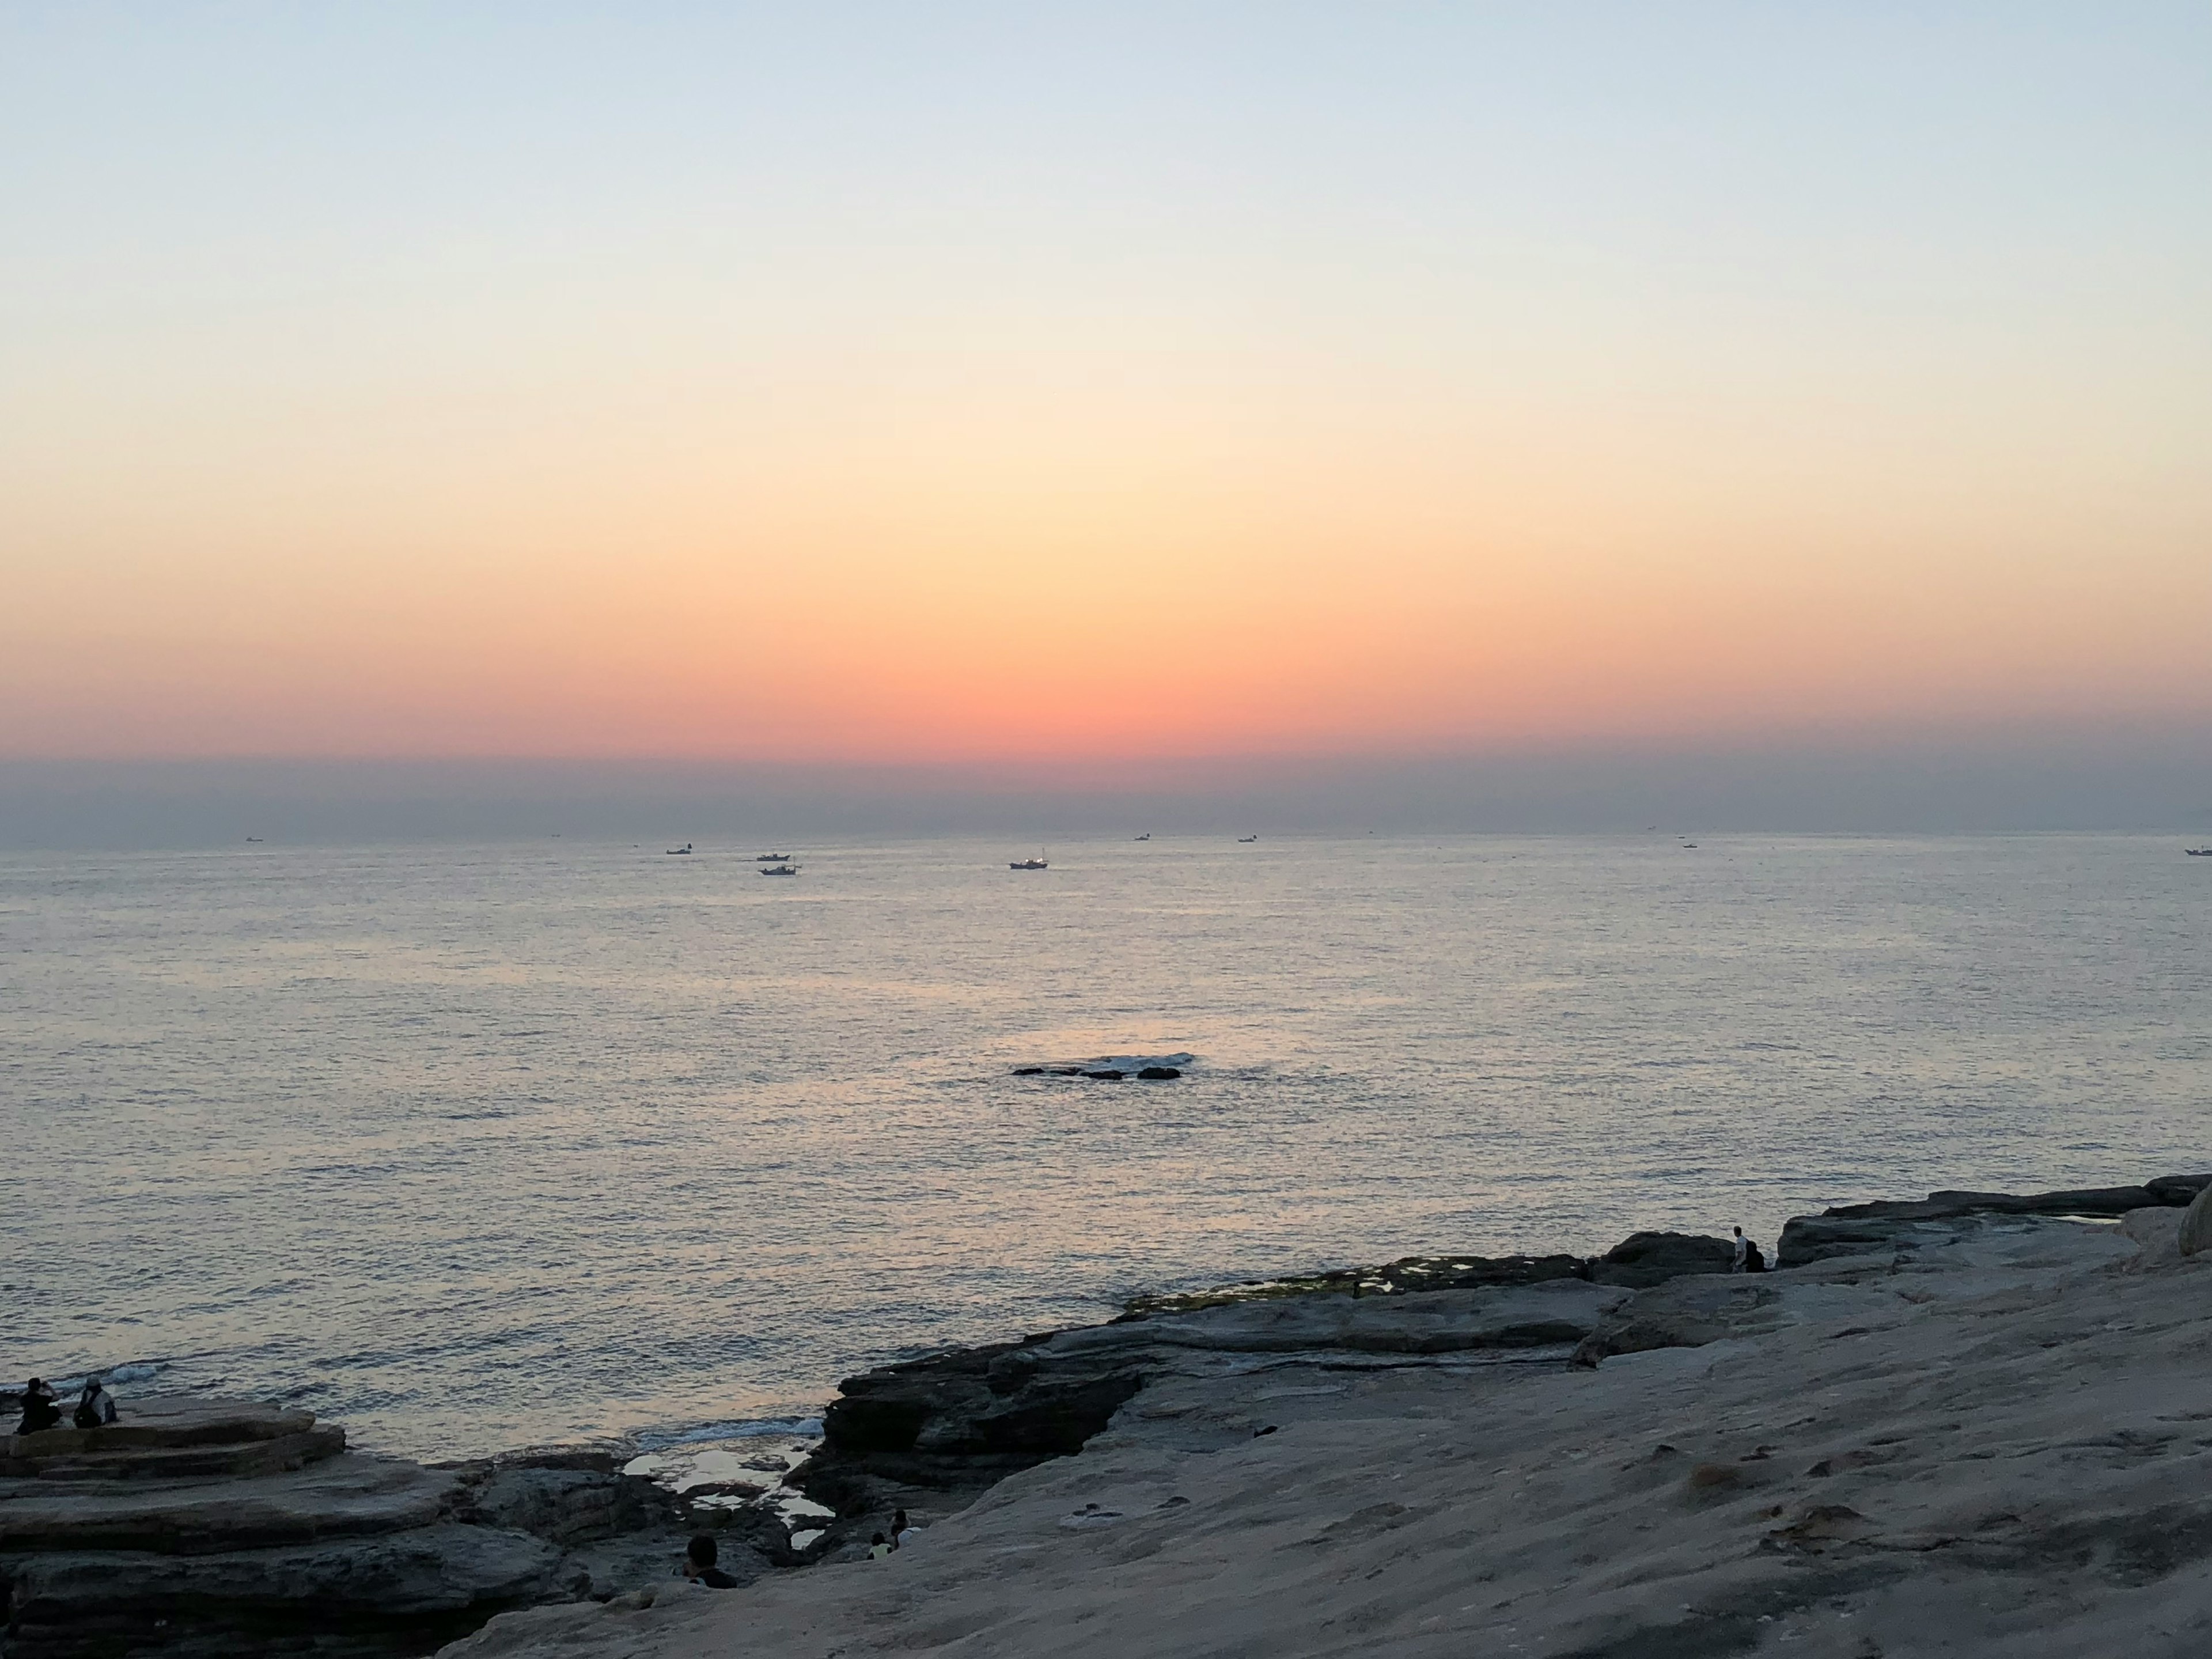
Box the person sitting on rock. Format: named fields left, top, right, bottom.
left=891, top=1508, right=908, bottom=1550
left=679, top=1533, right=739, bottom=1589
left=1743, top=1237, right=1767, bottom=1274
left=15, top=1378, right=61, bottom=1435
left=869, top=1532, right=893, bottom=1560
left=73, top=1376, right=119, bottom=1429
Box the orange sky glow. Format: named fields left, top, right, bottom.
left=4, top=8, right=2208, bottom=766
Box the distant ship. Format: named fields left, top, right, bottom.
left=244, top=837, right=262, bottom=843
left=1010, top=852, right=1048, bottom=870
left=2188, top=848, right=2212, bottom=857
left=665, top=843, right=693, bottom=855
left=755, top=852, right=793, bottom=862
left=1134, top=833, right=1150, bottom=841
left=758, top=862, right=800, bottom=876
left=1237, top=835, right=1258, bottom=843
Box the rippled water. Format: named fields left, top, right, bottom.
left=5, top=834, right=2206, bottom=1459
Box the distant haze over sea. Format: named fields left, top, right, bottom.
left=3, top=728, right=2209, bottom=848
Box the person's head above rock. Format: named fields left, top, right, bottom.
left=684, top=1534, right=717, bottom=1572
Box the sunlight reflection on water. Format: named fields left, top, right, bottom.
left=5, top=833, right=2206, bottom=1457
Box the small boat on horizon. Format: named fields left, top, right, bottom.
left=758, top=862, right=800, bottom=876
left=665, top=843, right=693, bottom=855
left=755, top=852, right=793, bottom=862
left=1134, top=833, right=1150, bottom=841
left=2188, top=848, right=2212, bottom=857
left=1237, top=835, right=1258, bottom=843
left=1010, top=850, right=1048, bottom=869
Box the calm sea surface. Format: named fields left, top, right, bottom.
left=5, top=834, right=2206, bottom=1459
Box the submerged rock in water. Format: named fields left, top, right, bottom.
left=1137, top=1066, right=1181, bottom=1080
left=1085, top=1069, right=1126, bottom=1081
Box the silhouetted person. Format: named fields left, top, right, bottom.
left=73, top=1376, right=118, bottom=1429
left=1730, top=1226, right=1748, bottom=1273
left=16, top=1378, right=60, bottom=1435
left=891, top=1507, right=909, bottom=1550
left=1744, top=1237, right=1767, bottom=1274
left=679, top=1533, right=738, bottom=1589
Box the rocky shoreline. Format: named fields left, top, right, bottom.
left=9, top=1171, right=2209, bottom=1658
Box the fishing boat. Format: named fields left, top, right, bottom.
left=2188, top=848, right=2212, bottom=857
left=759, top=862, right=800, bottom=876
left=665, top=843, right=693, bottom=855
left=1009, top=851, right=1048, bottom=870
left=755, top=852, right=793, bottom=862
left=1237, top=835, right=1258, bottom=843
left=1134, top=833, right=1150, bottom=841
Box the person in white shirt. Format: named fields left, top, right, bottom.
left=1730, top=1227, right=1748, bottom=1272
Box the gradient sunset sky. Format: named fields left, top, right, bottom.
left=4, top=4, right=2209, bottom=766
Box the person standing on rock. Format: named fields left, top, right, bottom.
left=1731, top=1227, right=1748, bottom=1272
left=891, top=1508, right=908, bottom=1550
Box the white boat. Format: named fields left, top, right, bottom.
left=665, top=843, right=693, bottom=855
left=755, top=852, right=793, bottom=862
left=1237, top=835, right=1257, bottom=843
left=1009, top=852, right=1048, bottom=870
left=758, top=862, right=800, bottom=876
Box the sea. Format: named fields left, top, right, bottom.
left=5, top=833, right=2207, bottom=1461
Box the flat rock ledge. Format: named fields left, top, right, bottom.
left=0, top=1402, right=790, bottom=1659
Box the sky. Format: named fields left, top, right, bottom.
left=3, top=3, right=2210, bottom=790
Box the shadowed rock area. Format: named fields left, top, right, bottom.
left=0, top=1404, right=793, bottom=1657
left=0, top=1400, right=574, bottom=1658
